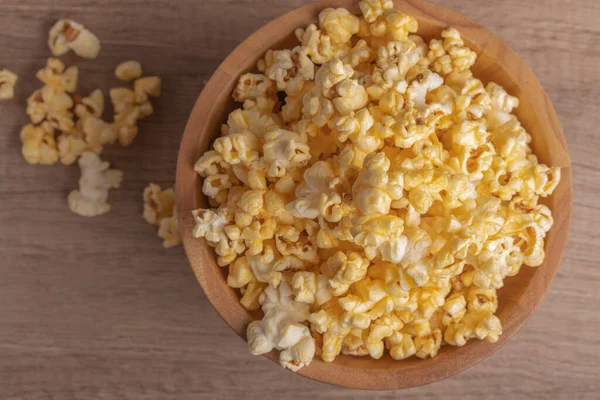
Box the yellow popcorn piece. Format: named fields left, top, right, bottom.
left=110, top=76, right=160, bottom=147
left=359, top=0, right=393, bottom=23
left=295, top=24, right=350, bottom=65
left=74, top=89, right=104, bottom=120
left=190, top=1, right=562, bottom=370
left=261, top=48, right=315, bottom=96
left=134, top=76, right=161, bottom=100
left=291, top=271, right=332, bottom=305
left=321, top=251, right=369, bottom=296
left=342, top=327, right=369, bottom=356
left=82, top=117, right=117, bottom=149
left=67, top=152, right=122, bottom=217
left=352, top=151, right=403, bottom=215
left=48, top=19, right=101, bottom=59
left=20, top=123, right=59, bottom=165
left=143, top=183, right=176, bottom=225
left=0, top=69, right=18, bottom=100
left=57, top=132, right=87, bottom=165
left=158, top=210, right=181, bottom=248
left=444, top=309, right=502, bottom=346
left=386, top=331, right=416, bottom=360
left=240, top=282, right=268, bottom=311
left=308, top=300, right=352, bottom=362
left=262, top=129, right=311, bottom=177
left=319, top=8, right=360, bottom=44
left=115, top=61, right=143, bottom=82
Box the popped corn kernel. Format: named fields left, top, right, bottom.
left=319, top=8, right=360, bottom=44
left=57, top=132, right=87, bottom=165
left=48, top=19, right=101, bottom=59
left=20, top=123, right=59, bottom=165
left=0, top=69, right=18, bottom=100
left=321, top=251, right=370, bottom=296
left=74, top=89, right=104, bottom=120
left=67, top=152, right=122, bottom=217
left=143, top=183, right=176, bottom=226
left=190, top=2, right=562, bottom=371
left=262, top=129, right=311, bottom=177
left=115, top=61, right=143, bottom=82
left=36, top=58, right=78, bottom=93
left=158, top=210, right=181, bottom=248
left=359, top=0, right=393, bottom=23
left=233, top=73, right=273, bottom=102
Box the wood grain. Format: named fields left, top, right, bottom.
left=0, top=0, right=598, bottom=398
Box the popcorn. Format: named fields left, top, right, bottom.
left=233, top=73, right=273, bottom=102
left=48, top=19, right=101, bottom=59
left=240, top=282, right=268, bottom=311
left=115, top=61, right=143, bottom=82
left=386, top=331, right=416, bottom=360
left=74, top=89, right=104, bottom=120
left=262, top=129, right=311, bottom=177
left=36, top=58, right=78, bottom=93
left=291, top=271, right=332, bottom=305
left=359, top=0, right=393, bottom=23
left=0, top=69, right=18, bottom=100
left=321, top=251, right=369, bottom=296
left=142, top=183, right=179, bottom=247
left=191, top=1, right=561, bottom=371
left=261, top=49, right=315, bottom=96
left=352, top=151, right=403, bottom=215
left=247, top=284, right=315, bottom=371
left=157, top=211, right=181, bottom=248
left=67, top=152, right=122, bottom=217
left=57, top=132, right=87, bottom=165
left=192, top=207, right=230, bottom=242
left=295, top=24, right=350, bottom=65
left=20, top=123, right=59, bottom=165
left=342, top=328, right=369, bottom=356
left=110, top=75, right=161, bottom=146
left=319, top=8, right=360, bottom=44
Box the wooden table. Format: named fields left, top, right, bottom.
left=0, top=0, right=598, bottom=398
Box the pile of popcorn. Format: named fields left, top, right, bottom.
left=1, top=19, right=178, bottom=247
left=191, top=0, right=561, bottom=371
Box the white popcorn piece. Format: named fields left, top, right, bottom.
left=247, top=281, right=315, bottom=371
left=67, top=152, right=122, bottom=217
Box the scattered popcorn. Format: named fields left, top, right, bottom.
left=67, top=152, right=122, bottom=217
left=48, top=19, right=101, bottom=59
left=115, top=61, right=143, bottom=82
left=0, top=69, right=18, bottom=100
left=111, top=75, right=161, bottom=146
left=190, top=1, right=562, bottom=371
left=142, top=183, right=181, bottom=249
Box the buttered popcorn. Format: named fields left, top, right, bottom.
left=143, top=183, right=181, bottom=248
left=0, top=69, right=18, bottom=100
left=13, top=20, right=166, bottom=224
left=191, top=1, right=561, bottom=371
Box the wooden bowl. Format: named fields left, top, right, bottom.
left=176, top=0, right=572, bottom=390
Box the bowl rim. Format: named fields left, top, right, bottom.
left=176, top=0, right=573, bottom=390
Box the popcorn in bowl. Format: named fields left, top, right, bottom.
left=190, top=0, right=561, bottom=371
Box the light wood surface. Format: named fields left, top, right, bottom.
left=176, top=0, right=572, bottom=390
left=0, top=0, right=597, bottom=398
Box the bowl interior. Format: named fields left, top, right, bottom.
left=176, top=0, right=572, bottom=389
